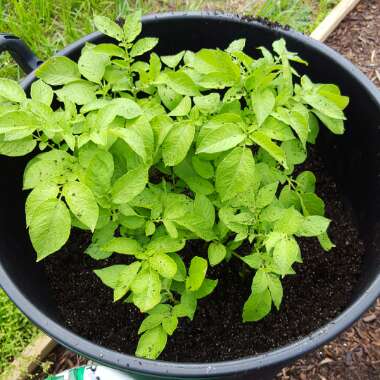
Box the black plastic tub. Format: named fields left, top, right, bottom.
left=1, top=12, right=380, bottom=380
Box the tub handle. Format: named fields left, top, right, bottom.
left=0, top=34, right=43, bottom=74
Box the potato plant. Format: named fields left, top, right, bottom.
left=0, top=13, right=348, bottom=359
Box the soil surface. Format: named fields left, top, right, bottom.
left=44, top=144, right=364, bottom=362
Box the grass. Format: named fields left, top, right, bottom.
left=0, top=289, right=39, bottom=375
left=0, top=0, right=339, bottom=79
left=0, top=0, right=339, bottom=375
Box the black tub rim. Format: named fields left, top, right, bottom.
left=1, top=11, right=380, bottom=377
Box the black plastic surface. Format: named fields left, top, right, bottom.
left=0, top=34, right=42, bottom=74
left=0, top=12, right=379, bottom=380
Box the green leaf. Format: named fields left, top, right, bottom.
left=63, top=181, right=98, bottom=231
left=301, top=193, right=325, bottom=216
left=123, top=11, right=142, bottom=42
left=251, top=89, right=275, bottom=126
left=36, top=56, right=80, bottom=85
left=215, top=147, right=255, bottom=202
left=251, top=269, right=268, bottom=294
left=161, top=51, right=185, bottom=68
left=186, top=256, right=208, bottom=291
left=313, top=110, right=344, bottom=135
left=145, top=220, right=156, bottom=236
left=114, top=261, right=142, bottom=301
left=111, top=165, right=148, bottom=203
left=167, top=252, right=187, bottom=281
left=0, top=78, right=26, bottom=103
left=260, top=116, right=294, bottom=141
left=55, top=80, right=96, bottom=105
left=160, top=71, right=200, bottom=96
left=136, top=326, right=167, bottom=360
left=78, top=48, right=110, bottom=83
left=132, top=269, right=161, bottom=312
left=146, top=236, right=185, bottom=256
left=25, top=183, right=59, bottom=227
left=193, top=93, right=220, bottom=114
left=168, top=96, right=191, bottom=117
left=318, top=232, right=335, bottom=251
left=94, top=264, right=128, bottom=289
left=162, top=123, right=195, bottom=166
left=94, top=15, right=123, bottom=41
left=29, top=198, right=71, bottom=261
left=273, top=237, right=300, bottom=275
left=289, top=105, right=309, bottom=147
left=138, top=314, right=165, bottom=334
left=163, top=219, right=178, bottom=238
left=195, top=278, right=218, bottom=299
left=84, top=150, right=114, bottom=197
left=0, top=135, right=36, bottom=156
left=274, top=208, right=303, bottom=235
left=304, top=93, right=345, bottom=120
left=256, top=182, right=278, bottom=209
left=267, top=274, right=283, bottom=310
left=85, top=222, right=117, bottom=260
left=243, top=288, right=272, bottom=322
left=162, top=315, right=178, bottom=335
left=0, top=111, right=38, bottom=140
left=281, top=139, right=306, bottom=165
left=130, top=37, right=158, bottom=57
left=31, top=80, right=53, bottom=106
left=196, top=121, right=245, bottom=154
left=296, top=171, right=316, bottom=193
left=226, top=39, right=246, bottom=53
left=191, top=156, right=214, bottom=179
left=297, top=215, right=330, bottom=237
left=102, top=237, right=142, bottom=255
left=150, top=252, right=178, bottom=279
left=173, top=291, right=197, bottom=319
left=241, top=252, right=262, bottom=269
left=251, top=131, right=287, bottom=168
left=208, top=242, right=227, bottom=266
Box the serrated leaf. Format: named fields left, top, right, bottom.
left=215, top=147, right=255, bottom=202
left=29, top=198, right=71, bottom=261
left=63, top=181, right=98, bottom=231
left=111, top=165, right=148, bottom=204
left=36, top=56, right=80, bottom=85
left=186, top=256, right=208, bottom=291
left=162, top=123, right=195, bottom=166
left=208, top=242, right=226, bottom=266
left=136, top=326, right=167, bottom=360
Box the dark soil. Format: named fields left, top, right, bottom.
left=44, top=145, right=364, bottom=363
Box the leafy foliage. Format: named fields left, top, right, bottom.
left=0, top=13, right=348, bottom=360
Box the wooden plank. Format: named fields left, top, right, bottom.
left=4, top=334, right=57, bottom=380
left=310, top=0, right=361, bottom=42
